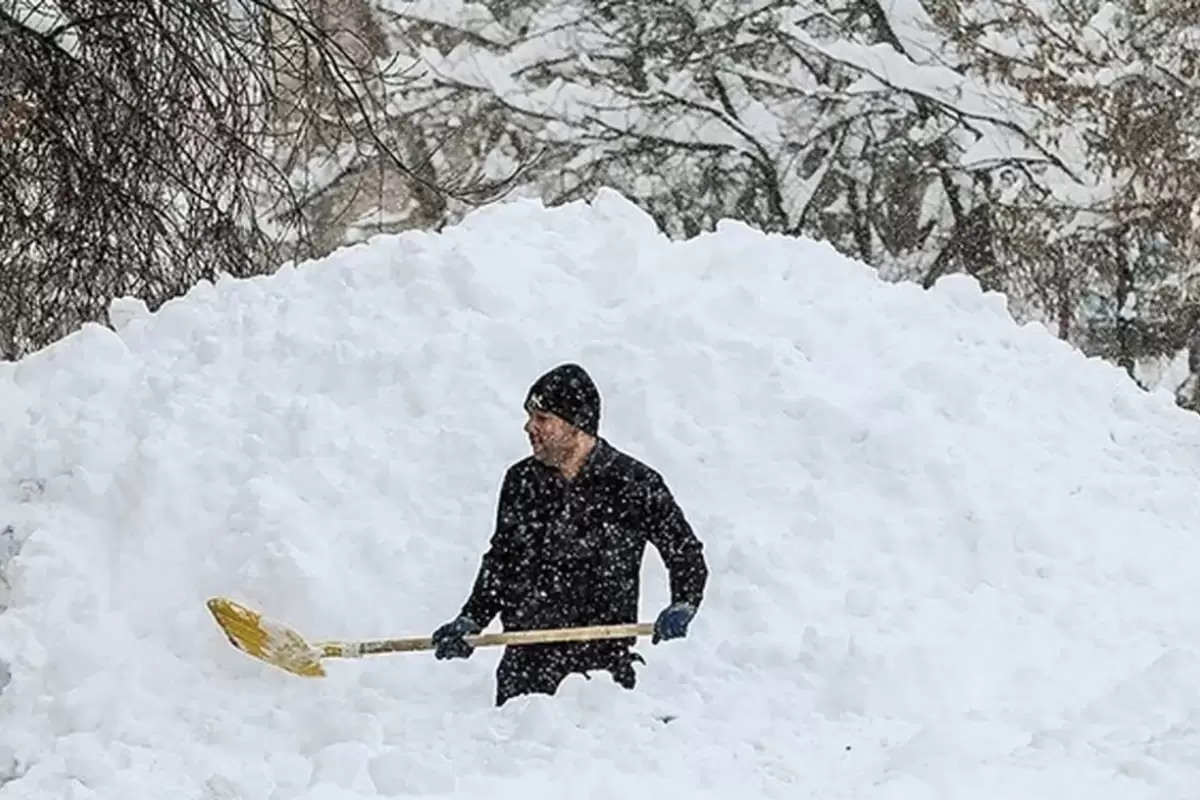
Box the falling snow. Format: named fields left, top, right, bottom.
left=3, top=190, right=1200, bottom=798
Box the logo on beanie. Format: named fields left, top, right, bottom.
left=528, top=392, right=544, bottom=409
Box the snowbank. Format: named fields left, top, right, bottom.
left=3, top=189, right=1200, bottom=798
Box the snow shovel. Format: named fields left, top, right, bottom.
left=206, top=596, right=654, bottom=677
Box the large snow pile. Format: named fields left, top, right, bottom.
left=4, top=190, right=1200, bottom=799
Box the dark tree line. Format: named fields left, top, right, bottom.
left=6, top=0, right=1200, bottom=406
left=0, top=0, right=522, bottom=359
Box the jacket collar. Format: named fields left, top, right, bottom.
left=579, top=436, right=616, bottom=476
left=533, top=436, right=615, bottom=481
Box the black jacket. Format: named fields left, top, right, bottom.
left=460, top=438, right=708, bottom=640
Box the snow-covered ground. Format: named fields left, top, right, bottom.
left=4, top=189, right=1200, bottom=799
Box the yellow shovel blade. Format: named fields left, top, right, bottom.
left=206, top=596, right=328, bottom=677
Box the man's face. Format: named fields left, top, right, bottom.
left=524, top=409, right=576, bottom=465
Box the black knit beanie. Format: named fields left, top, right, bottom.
left=524, top=363, right=601, bottom=435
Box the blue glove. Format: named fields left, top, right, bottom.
left=652, top=602, right=696, bottom=644
left=431, top=615, right=481, bottom=660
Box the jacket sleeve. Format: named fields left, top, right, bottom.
left=643, top=475, right=708, bottom=609
left=459, top=467, right=522, bottom=627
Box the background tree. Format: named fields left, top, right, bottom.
left=0, top=0, right=523, bottom=359
left=7, top=0, right=1200, bottom=407
left=930, top=0, right=1200, bottom=384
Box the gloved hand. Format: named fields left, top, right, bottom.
left=431, top=615, right=481, bottom=660
left=652, top=602, right=696, bottom=644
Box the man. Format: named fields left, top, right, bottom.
left=431, top=362, right=709, bottom=706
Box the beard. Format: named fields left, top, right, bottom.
left=530, top=432, right=573, bottom=466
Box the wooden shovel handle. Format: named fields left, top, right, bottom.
left=321, top=622, right=655, bottom=658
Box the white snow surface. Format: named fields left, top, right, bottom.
left=5, top=190, right=1200, bottom=798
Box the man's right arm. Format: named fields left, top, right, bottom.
left=458, top=466, right=522, bottom=628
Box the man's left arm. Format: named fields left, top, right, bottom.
left=643, top=475, right=708, bottom=642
